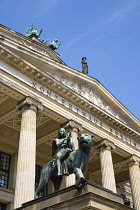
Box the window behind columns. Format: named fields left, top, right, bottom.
left=0, top=203, right=6, bottom=210
left=0, top=152, right=11, bottom=188
left=35, top=165, right=47, bottom=197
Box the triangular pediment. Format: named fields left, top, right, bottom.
left=0, top=24, right=139, bottom=135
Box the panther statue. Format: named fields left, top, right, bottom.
left=35, top=133, right=94, bottom=198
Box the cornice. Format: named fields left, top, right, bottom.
left=0, top=45, right=140, bottom=142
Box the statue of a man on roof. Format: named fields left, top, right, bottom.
left=81, top=57, right=88, bottom=75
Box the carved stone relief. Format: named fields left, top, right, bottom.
left=49, top=73, right=126, bottom=124
left=4, top=113, right=50, bottom=131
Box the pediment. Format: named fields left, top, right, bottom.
left=46, top=72, right=140, bottom=131
left=0, top=25, right=139, bottom=134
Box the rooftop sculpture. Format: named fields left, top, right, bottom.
left=43, top=38, right=61, bottom=50
left=82, top=57, right=88, bottom=74
left=25, top=23, right=61, bottom=50
left=25, top=23, right=42, bottom=39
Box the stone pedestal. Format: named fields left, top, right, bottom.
left=14, top=97, right=43, bottom=209
left=61, top=120, right=83, bottom=188
left=15, top=181, right=131, bottom=210
left=95, top=139, right=117, bottom=193
left=128, top=156, right=140, bottom=210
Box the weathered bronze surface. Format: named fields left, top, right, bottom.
left=52, top=128, right=75, bottom=176
left=25, top=23, right=42, bottom=39
left=35, top=131, right=94, bottom=198
left=43, top=38, right=61, bottom=50
left=25, top=24, right=61, bottom=50
left=82, top=57, right=88, bottom=74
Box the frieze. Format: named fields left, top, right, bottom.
left=49, top=73, right=126, bottom=124
left=31, top=81, right=139, bottom=150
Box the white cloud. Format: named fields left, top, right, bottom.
left=34, top=0, right=59, bottom=18
left=63, top=1, right=139, bottom=53
left=105, top=1, right=138, bottom=25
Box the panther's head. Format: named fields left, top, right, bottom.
left=78, top=133, right=94, bottom=149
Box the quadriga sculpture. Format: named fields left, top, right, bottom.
left=35, top=132, right=94, bottom=198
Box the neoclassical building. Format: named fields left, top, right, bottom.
left=0, top=24, right=140, bottom=210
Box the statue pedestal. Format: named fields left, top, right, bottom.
left=15, top=181, right=133, bottom=210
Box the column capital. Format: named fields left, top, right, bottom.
left=127, top=155, right=140, bottom=167
left=95, top=138, right=115, bottom=151
left=62, top=120, right=83, bottom=133
left=16, top=96, right=43, bottom=113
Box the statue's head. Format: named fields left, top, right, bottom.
left=58, top=128, right=66, bottom=138
left=77, top=133, right=94, bottom=149
left=53, top=38, right=58, bottom=43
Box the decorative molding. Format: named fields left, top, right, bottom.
left=90, top=148, right=99, bottom=160
left=49, top=73, right=126, bottom=124
left=62, top=119, right=83, bottom=133
left=114, top=161, right=129, bottom=174
left=0, top=92, right=9, bottom=104
left=95, top=139, right=115, bottom=151
left=92, top=160, right=129, bottom=177
left=0, top=109, right=19, bottom=125
left=37, top=130, right=58, bottom=146
left=4, top=112, right=50, bottom=131
left=16, top=96, right=43, bottom=112
left=127, top=155, right=140, bottom=167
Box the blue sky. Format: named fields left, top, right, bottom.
left=1, top=0, right=140, bottom=120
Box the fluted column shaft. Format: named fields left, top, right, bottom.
left=128, top=156, right=140, bottom=210
left=96, top=139, right=117, bottom=193
left=14, top=97, right=43, bottom=209
left=61, top=120, right=83, bottom=187
left=63, top=120, right=83, bottom=149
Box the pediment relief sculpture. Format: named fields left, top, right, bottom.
left=49, top=73, right=126, bottom=124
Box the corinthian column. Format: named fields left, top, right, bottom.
left=14, top=97, right=43, bottom=209
left=61, top=120, right=83, bottom=187
left=128, top=156, right=140, bottom=210
left=95, top=139, right=117, bottom=193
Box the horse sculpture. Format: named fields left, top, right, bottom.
left=35, top=133, right=94, bottom=198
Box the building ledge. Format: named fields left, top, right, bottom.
left=0, top=187, right=14, bottom=203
